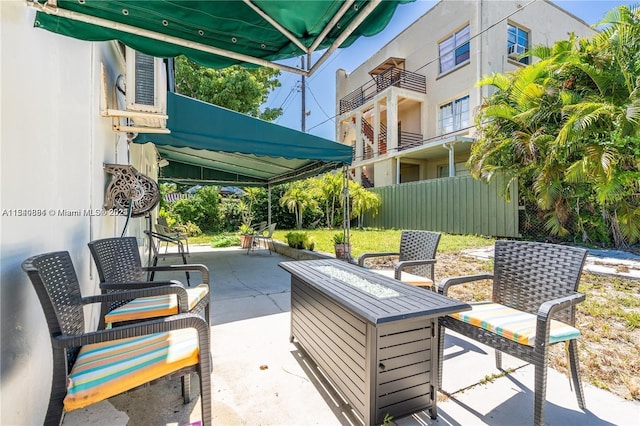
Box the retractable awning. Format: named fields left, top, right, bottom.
left=134, top=92, right=352, bottom=186
left=28, top=0, right=413, bottom=76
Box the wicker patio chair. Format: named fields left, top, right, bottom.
left=438, top=240, right=588, bottom=426
left=22, top=251, right=212, bottom=426
left=357, top=230, right=441, bottom=290
left=88, top=237, right=209, bottom=329
left=247, top=222, right=277, bottom=255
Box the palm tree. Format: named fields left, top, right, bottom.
left=279, top=181, right=318, bottom=229
left=308, top=172, right=343, bottom=228
left=349, top=182, right=381, bottom=229
left=471, top=5, right=640, bottom=246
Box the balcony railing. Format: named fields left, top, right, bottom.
left=398, top=131, right=423, bottom=151
left=339, top=67, right=426, bottom=114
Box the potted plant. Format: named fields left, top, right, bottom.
left=333, top=233, right=351, bottom=261
left=237, top=198, right=256, bottom=248
left=238, top=223, right=254, bottom=249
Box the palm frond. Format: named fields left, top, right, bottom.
left=476, top=73, right=511, bottom=91
left=544, top=211, right=570, bottom=237
left=617, top=203, right=640, bottom=244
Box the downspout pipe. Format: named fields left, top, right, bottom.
left=444, top=142, right=456, bottom=177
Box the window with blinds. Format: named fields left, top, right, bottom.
left=438, top=95, right=470, bottom=135
left=439, top=25, right=470, bottom=74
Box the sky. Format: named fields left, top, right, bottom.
left=261, top=0, right=637, bottom=141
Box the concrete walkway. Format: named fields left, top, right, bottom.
left=62, top=246, right=640, bottom=426
left=463, top=246, right=640, bottom=280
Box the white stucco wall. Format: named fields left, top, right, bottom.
left=1, top=1, right=158, bottom=423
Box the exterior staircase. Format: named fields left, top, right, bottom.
left=361, top=117, right=387, bottom=156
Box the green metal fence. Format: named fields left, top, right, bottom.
left=362, top=175, right=519, bottom=237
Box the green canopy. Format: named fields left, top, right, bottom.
left=29, top=0, right=414, bottom=75
left=134, top=92, right=352, bottom=186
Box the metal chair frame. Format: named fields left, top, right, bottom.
left=247, top=223, right=277, bottom=255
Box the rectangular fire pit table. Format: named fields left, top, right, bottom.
left=279, top=259, right=470, bottom=425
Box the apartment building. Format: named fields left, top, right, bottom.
left=336, top=0, right=596, bottom=188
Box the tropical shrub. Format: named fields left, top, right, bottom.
left=284, top=231, right=314, bottom=250
left=470, top=5, right=640, bottom=247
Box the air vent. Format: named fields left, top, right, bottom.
left=126, top=47, right=165, bottom=113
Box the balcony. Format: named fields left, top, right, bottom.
left=339, top=67, right=426, bottom=114
left=352, top=118, right=423, bottom=163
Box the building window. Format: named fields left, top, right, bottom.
left=439, top=25, right=470, bottom=74
left=507, top=23, right=529, bottom=65
left=438, top=95, right=470, bottom=134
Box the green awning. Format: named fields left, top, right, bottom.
left=29, top=0, right=414, bottom=75
left=134, top=92, right=352, bottom=186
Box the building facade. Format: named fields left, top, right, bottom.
left=335, top=0, right=596, bottom=188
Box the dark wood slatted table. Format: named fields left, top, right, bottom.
left=279, top=259, right=470, bottom=425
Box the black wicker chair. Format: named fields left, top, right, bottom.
left=358, top=230, right=441, bottom=290
left=22, top=251, right=212, bottom=426
left=88, top=237, right=210, bottom=328
left=438, top=240, right=588, bottom=426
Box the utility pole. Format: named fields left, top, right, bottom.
left=301, top=56, right=306, bottom=132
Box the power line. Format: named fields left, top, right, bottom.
left=278, top=83, right=298, bottom=110
left=307, top=114, right=335, bottom=132
left=273, top=84, right=298, bottom=123
left=266, top=71, right=295, bottom=108
left=306, top=82, right=333, bottom=120
left=277, top=83, right=300, bottom=121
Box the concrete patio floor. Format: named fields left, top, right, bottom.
left=62, top=245, right=640, bottom=426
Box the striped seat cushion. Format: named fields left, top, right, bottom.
left=105, top=284, right=208, bottom=324
left=64, top=328, right=200, bottom=411
left=373, top=269, right=433, bottom=287
left=450, top=302, right=580, bottom=346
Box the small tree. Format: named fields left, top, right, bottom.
left=175, top=57, right=282, bottom=121
left=350, top=182, right=381, bottom=228
left=312, top=172, right=343, bottom=228
left=279, top=181, right=318, bottom=229
left=237, top=187, right=261, bottom=229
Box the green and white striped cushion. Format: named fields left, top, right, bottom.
left=64, top=328, right=200, bottom=411
left=450, top=302, right=580, bottom=346
left=105, top=284, right=208, bottom=324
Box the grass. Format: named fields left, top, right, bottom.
left=190, top=228, right=494, bottom=255
left=272, top=228, right=495, bottom=257
left=190, top=227, right=639, bottom=401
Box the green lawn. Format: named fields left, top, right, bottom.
left=275, top=229, right=495, bottom=256
left=191, top=228, right=495, bottom=256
